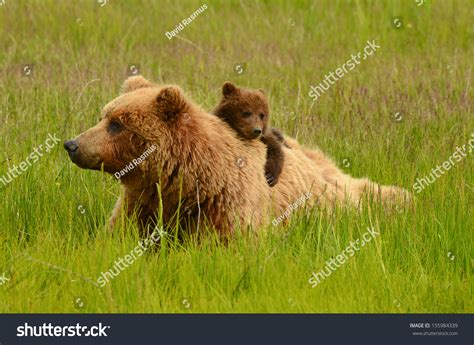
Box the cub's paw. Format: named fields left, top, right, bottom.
left=265, top=173, right=279, bottom=187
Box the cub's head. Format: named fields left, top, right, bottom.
left=64, top=76, right=190, bottom=180
left=213, top=82, right=269, bottom=140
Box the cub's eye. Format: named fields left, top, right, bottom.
left=107, top=120, right=122, bottom=134
left=259, top=113, right=265, bottom=120
left=242, top=111, right=252, bottom=117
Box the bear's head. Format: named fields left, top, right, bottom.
left=64, top=76, right=191, bottom=181
left=213, top=82, right=270, bottom=140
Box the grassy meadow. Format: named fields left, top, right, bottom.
left=0, top=0, right=472, bottom=313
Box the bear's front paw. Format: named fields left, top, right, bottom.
left=265, top=173, right=278, bottom=187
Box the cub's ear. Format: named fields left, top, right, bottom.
left=258, top=89, right=265, bottom=94
left=222, top=81, right=239, bottom=97
left=156, top=85, right=188, bottom=121
left=121, top=76, right=153, bottom=94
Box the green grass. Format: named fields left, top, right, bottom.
left=0, top=0, right=472, bottom=313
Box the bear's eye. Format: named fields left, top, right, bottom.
left=242, top=111, right=252, bottom=117
left=107, top=120, right=122, bottom=134
left=259, top=113, right=265, bottom=120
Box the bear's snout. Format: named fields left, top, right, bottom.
left=63, top=137, right=102, bottom=170
left=252, top=128, right=262, bottom=137
left=63, top=140, right=78, bottom=155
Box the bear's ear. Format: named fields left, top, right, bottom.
left=156, top=85, right=188, bottom=121
left=122, top=76, right=154, bottom=94
left=222, top=81, right=239, bottom=97
left=258, top=89, right=265, bottom=94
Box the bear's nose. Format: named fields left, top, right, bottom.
left=253, top=128, right=262, bottom=136
left=63, top=140, right=78, bottom=153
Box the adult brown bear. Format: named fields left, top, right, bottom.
left=64, top=76, right=410, bottom=236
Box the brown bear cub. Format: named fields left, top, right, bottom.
left=213, top=82, right=285, bottom=187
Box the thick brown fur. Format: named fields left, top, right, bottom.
left=65, top=76, right=411, bottom=237
left=213, top=82, right=285, bottom=186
